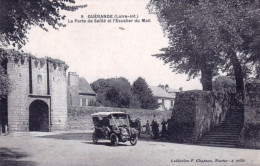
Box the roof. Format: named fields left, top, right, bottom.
left=149, top=86, right=175, bottom=99
left=91, top=112, right=128, bottom=117
left=78, top=77, right=96, bottom=95
left=168, top=88, right=180, bottom=93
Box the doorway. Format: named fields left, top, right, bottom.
left=29, top=100, right=49, bottom=132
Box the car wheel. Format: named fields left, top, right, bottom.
left=110, top=133, right=119, bottom=146
left=92, top=132, right=98, bottom=144
left=130, top=135, right=138, bottom=146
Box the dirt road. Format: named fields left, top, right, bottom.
left=0, top=132, right=259, bottom=166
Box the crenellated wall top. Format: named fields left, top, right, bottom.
left=0, top=48, right=69, bottom=71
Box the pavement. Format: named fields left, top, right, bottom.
left=0, top=131, right=259, bottom=166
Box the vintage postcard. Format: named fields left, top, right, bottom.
left=0, top=0, right=259, bottom=166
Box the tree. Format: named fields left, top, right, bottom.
left=148, top=0, right=260, bottom=96
left=213, top=76, right=236, bottom=93
left=0, top=0, right=86, bottom=48
left=91, top=79, right=110, bottom=106
left=105, top=77, right=134, bottom=108
left=91, top=77, right=140, bottom=108
left=0, top=66, right=9, bottom=98
left=0, top=49, right=10, bottom=98
left=212, top=0, right=260, bottom=97
left=0, top=1, right=86, bottom=99
left=147, top=0, right=225, bottom=91
left=132, top=77, right=159, bottom=109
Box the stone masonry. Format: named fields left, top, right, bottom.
left=239, top=81, right=260, bottom=148
left=0, top=49, right=68, bottom=132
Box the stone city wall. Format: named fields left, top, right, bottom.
left=67, top=106, right=172, bottom=130
left=239, top=81, right=260, bottom=149
left=169, top=90, right=231, bottom=143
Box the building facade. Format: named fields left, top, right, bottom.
left=0, top=49, right=68, bottom=132
left=68, top=72, right=96, bottom=107
left=149, top=85, right=177, bottom=111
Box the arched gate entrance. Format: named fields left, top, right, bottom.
left=29, top=100, right=49, bottom=132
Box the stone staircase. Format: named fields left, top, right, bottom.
left=197, top=110, right=243, bottom=148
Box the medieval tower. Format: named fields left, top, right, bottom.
left=0, top=49, right=68, bottom=132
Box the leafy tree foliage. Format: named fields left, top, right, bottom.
left=0, top=66, right=10, bottom=98
left=132, top=77, right=159, bottom=109
left=147, top=0, right=225, bottom=90
left=0, top=49, right=10, bottom=98
left=0, top=0, right=86, bottom=48
left=91, top=77, right=159, bottom=109
left=0, top=1, right=86, bottom=98
left=148, top=0, right=260, bottom=95
left=91, top=78, right=111, bottom=106
left=91, top=77, right=140, bottom=108
left=213, top=76, right=236, bottom=93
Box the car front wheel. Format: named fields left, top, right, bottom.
left=110, top=133, right=119, bottom=146
left=130, top=135, right=138, bottom=146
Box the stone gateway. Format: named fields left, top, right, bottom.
left=0, top=49, right=68, bottom=132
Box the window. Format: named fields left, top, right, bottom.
left=162, top=99, right=165, bottom=106
left=171, top=100, right=174, bottom=106
left=37, top=75, right=42, bottom=84
left=80, top=98, right=88, bottom=107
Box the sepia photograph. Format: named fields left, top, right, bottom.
left=0, top=0, right=259, bottom=165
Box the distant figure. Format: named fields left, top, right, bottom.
left=161, top=119, right=167, bottom=138
left=166, top=118, right=171, bottom=135
left=135, top=118, right=141, bottom=138
left=146, top=120, right=151, bottom=134
left=151, top=120, right=159, bottom=139
left=155, top=121, right=159, bottom=139
left=151, top=120, right=155, bottom=139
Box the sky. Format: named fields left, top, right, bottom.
left=23, top=0, right=202, bottom=90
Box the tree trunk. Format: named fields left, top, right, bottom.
left=228, top=50, right=244, bottom=100
left=201, top=61, right=213, bottom=91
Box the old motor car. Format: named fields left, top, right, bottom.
left=91, top=112, right=138, bottom=146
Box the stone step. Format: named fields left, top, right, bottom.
left=213, top=128, right=241, bottom=130
left=210, top=130, right=240, bottom=132
left=211, top=133, right=240, bottom=135
left=201, top=134, right=239, bottom=138
left=217, top=123, right=241, bottom=125
left=215, top=124, right=241, bottom=126
left=197, top=143, right=237, bottom=148
left=206, top=134, right=240, bottom=137
left=213, top=129, right=241, bottom=132
left=199, top=138, right=238, bottom=142
left=213, top=127, right=241, bottom=129
left=203, top=135, right=239, bottom=138
left=195, top=111, right=243, bottom=148
left=197, top=141, right=238, bottom=145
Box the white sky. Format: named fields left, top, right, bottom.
left=23, top=0, right=202, bottom=90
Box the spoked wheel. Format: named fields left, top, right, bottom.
left=110, top=133, right=119, bottom=146
left=92, top=132, right=98, bottom=144
left=130, top=135, right=138, bottom=146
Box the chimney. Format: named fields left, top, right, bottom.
left=165, top=84, right=169, bottom=92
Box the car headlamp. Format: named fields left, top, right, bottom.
left=120, top=128, right=128, bottom=135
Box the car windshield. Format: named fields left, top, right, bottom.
left=109, top=114, right=129, bottom=127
